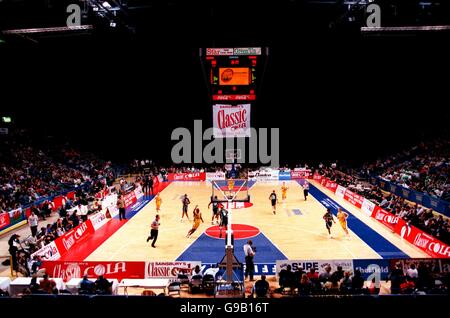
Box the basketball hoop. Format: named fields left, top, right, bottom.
left=225, top=149, right=241, bottom=162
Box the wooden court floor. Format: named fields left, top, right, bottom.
left=86, top=180, right=428, bottom=262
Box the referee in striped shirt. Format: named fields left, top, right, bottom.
left=147, top=215, right=160, bottom=248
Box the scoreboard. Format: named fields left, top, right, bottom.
left=202, top=47, right=267, bottom=101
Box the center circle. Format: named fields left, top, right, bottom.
left=205, top=224, right=260, bottom=240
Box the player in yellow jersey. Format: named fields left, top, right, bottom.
left=281, top=182, right=288, bottom=201
left=186, top=206, right=204, bottom=238
left=336, top=208, right=349, bottom=236
left=155, top=193, right=162, bottom=212
left=227, top=178, right=235, bottom=199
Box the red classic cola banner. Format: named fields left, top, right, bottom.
left=343, top=189, right=364, bottom=209
left=168, top=172, right=206, bottom=182
left=0, top=212, right=10, bottom=229
left=42, top=261, right=145, bottom=282
left=324, top=179, right=338, bottom=193
left=213, top=103, right=251, bottom=138
left=145, top=261, right=201, bottom=279
left=395, top=218, right=450, bottom=258
left=54, top=220, right=96, bottom=256
left=371, top=206, right=400, bottom=231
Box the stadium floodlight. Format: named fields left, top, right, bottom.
left=1, top=117, right=12, bottom=123
left=102, top=1, right=112, bottom=8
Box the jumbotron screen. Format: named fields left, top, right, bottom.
left=219, top=67, right=250, bottom=86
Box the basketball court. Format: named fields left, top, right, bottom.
left=77, top=178, right=428, bottom=274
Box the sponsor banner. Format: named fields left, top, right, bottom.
left=134, top=185, right=144, bottom=200
left=54, top=220, right=95, bottom=256
left=313, top=174, right=322, bottom=182
left=343, top=189, right=364, bottom=209
left=89, top=210, right=109, bottom=231
left=31, top=241, right=61, bottom=261
left=145, top=261, right=201, bottom=279
left=206, top=47, right=261, bottom=56
left=241, top=263, right=276, bottom=276
left=212, top=104, right=251, bottom=138
left=0, top=212, right=11, bottom=230
left=107, top=206, right=119, bottom=218
left=371, top=206, right=399, bottom=231
left=395, top=218, right=450, bottom=258
left=361, top=198, right=377, bottom=216
left=206, top=172, right=226, bottom=181
left=102, top=193, right=119, bottom=218
left=168, top=172, right=206, bottom=182
left=42, top=261, right=145, bottom=282
left=324, top=179, right=338, bottom=193
left=291, top=169, right=312, bottom=179
left=103, top=193, right=118, bottom=210
left=278, top=171, right=291, bottom=180
left=335, top=185, right=346, bottom=199
left=276, top=260, right=353, bottom=275
left=248, top=169, right=279, bottom=181
left=353, top=259, right=390, bottom=280
left=123, top=190, right=137, bottom=208
left=212, top=94, right=256, bottom=101
left=206, top=48, right=234, bottom=56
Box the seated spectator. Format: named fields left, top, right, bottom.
left=351, top=270, right=365, bottom=293
left=252, top=275, right=270, bottom=298
left=298, top=274, right=313, bottom=296
left=319, top=266, right=332, bottom=284
left=29, top=276, right=42, bottom=294
left=191, top=265, right=203, bottom=277
left=79, top=275, right=96, bottom=294
left=400, top=276, right=415, bottom=294
left=330, top=266, right=344, bottom=284
left=278, top=265, right=294, bottom=291
left=367, top=278, right=380, bottom=295
left=39, top=274, right=57, bottom=294
left=406, top=264, right=419, bottom=280
left=95, top=275, right=112, bottom=295
left=293, top=267, right=305, bottom=290
left=340, top=271, right=353, bottom=293
left=389, top=263, right=404, bottom=294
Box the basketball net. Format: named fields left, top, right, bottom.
left=213, top=179, right=248, bottom=250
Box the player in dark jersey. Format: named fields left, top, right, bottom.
left=208, top=196, right=220, bottom=225
left=181, top=194, right=190, bottom=222
left=269, top=190, right=277, bottom=215
left=323, top=208, right=336, bottom=238
left=219, top=207, right=228, bottom=239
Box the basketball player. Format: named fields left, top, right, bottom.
left=269, top=190, right=278, bottom=215
left=208, top=196, right=220, bottom=225
left=181, top=194, right=190, bottom=222
left=323, top=208, right=336, bottom=238
left=186, top=206, right=204, bottom=238
left=303, top=181, right=310, bottom=201
left=281, top=182, right=288, bottom=201
left=155, top=193, right=162, bottom=212
left=337, top=208, right=349, bottom=236
left=227, top=178, right=235, bottom=199
left=219, top=207, right=229, bottom=239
